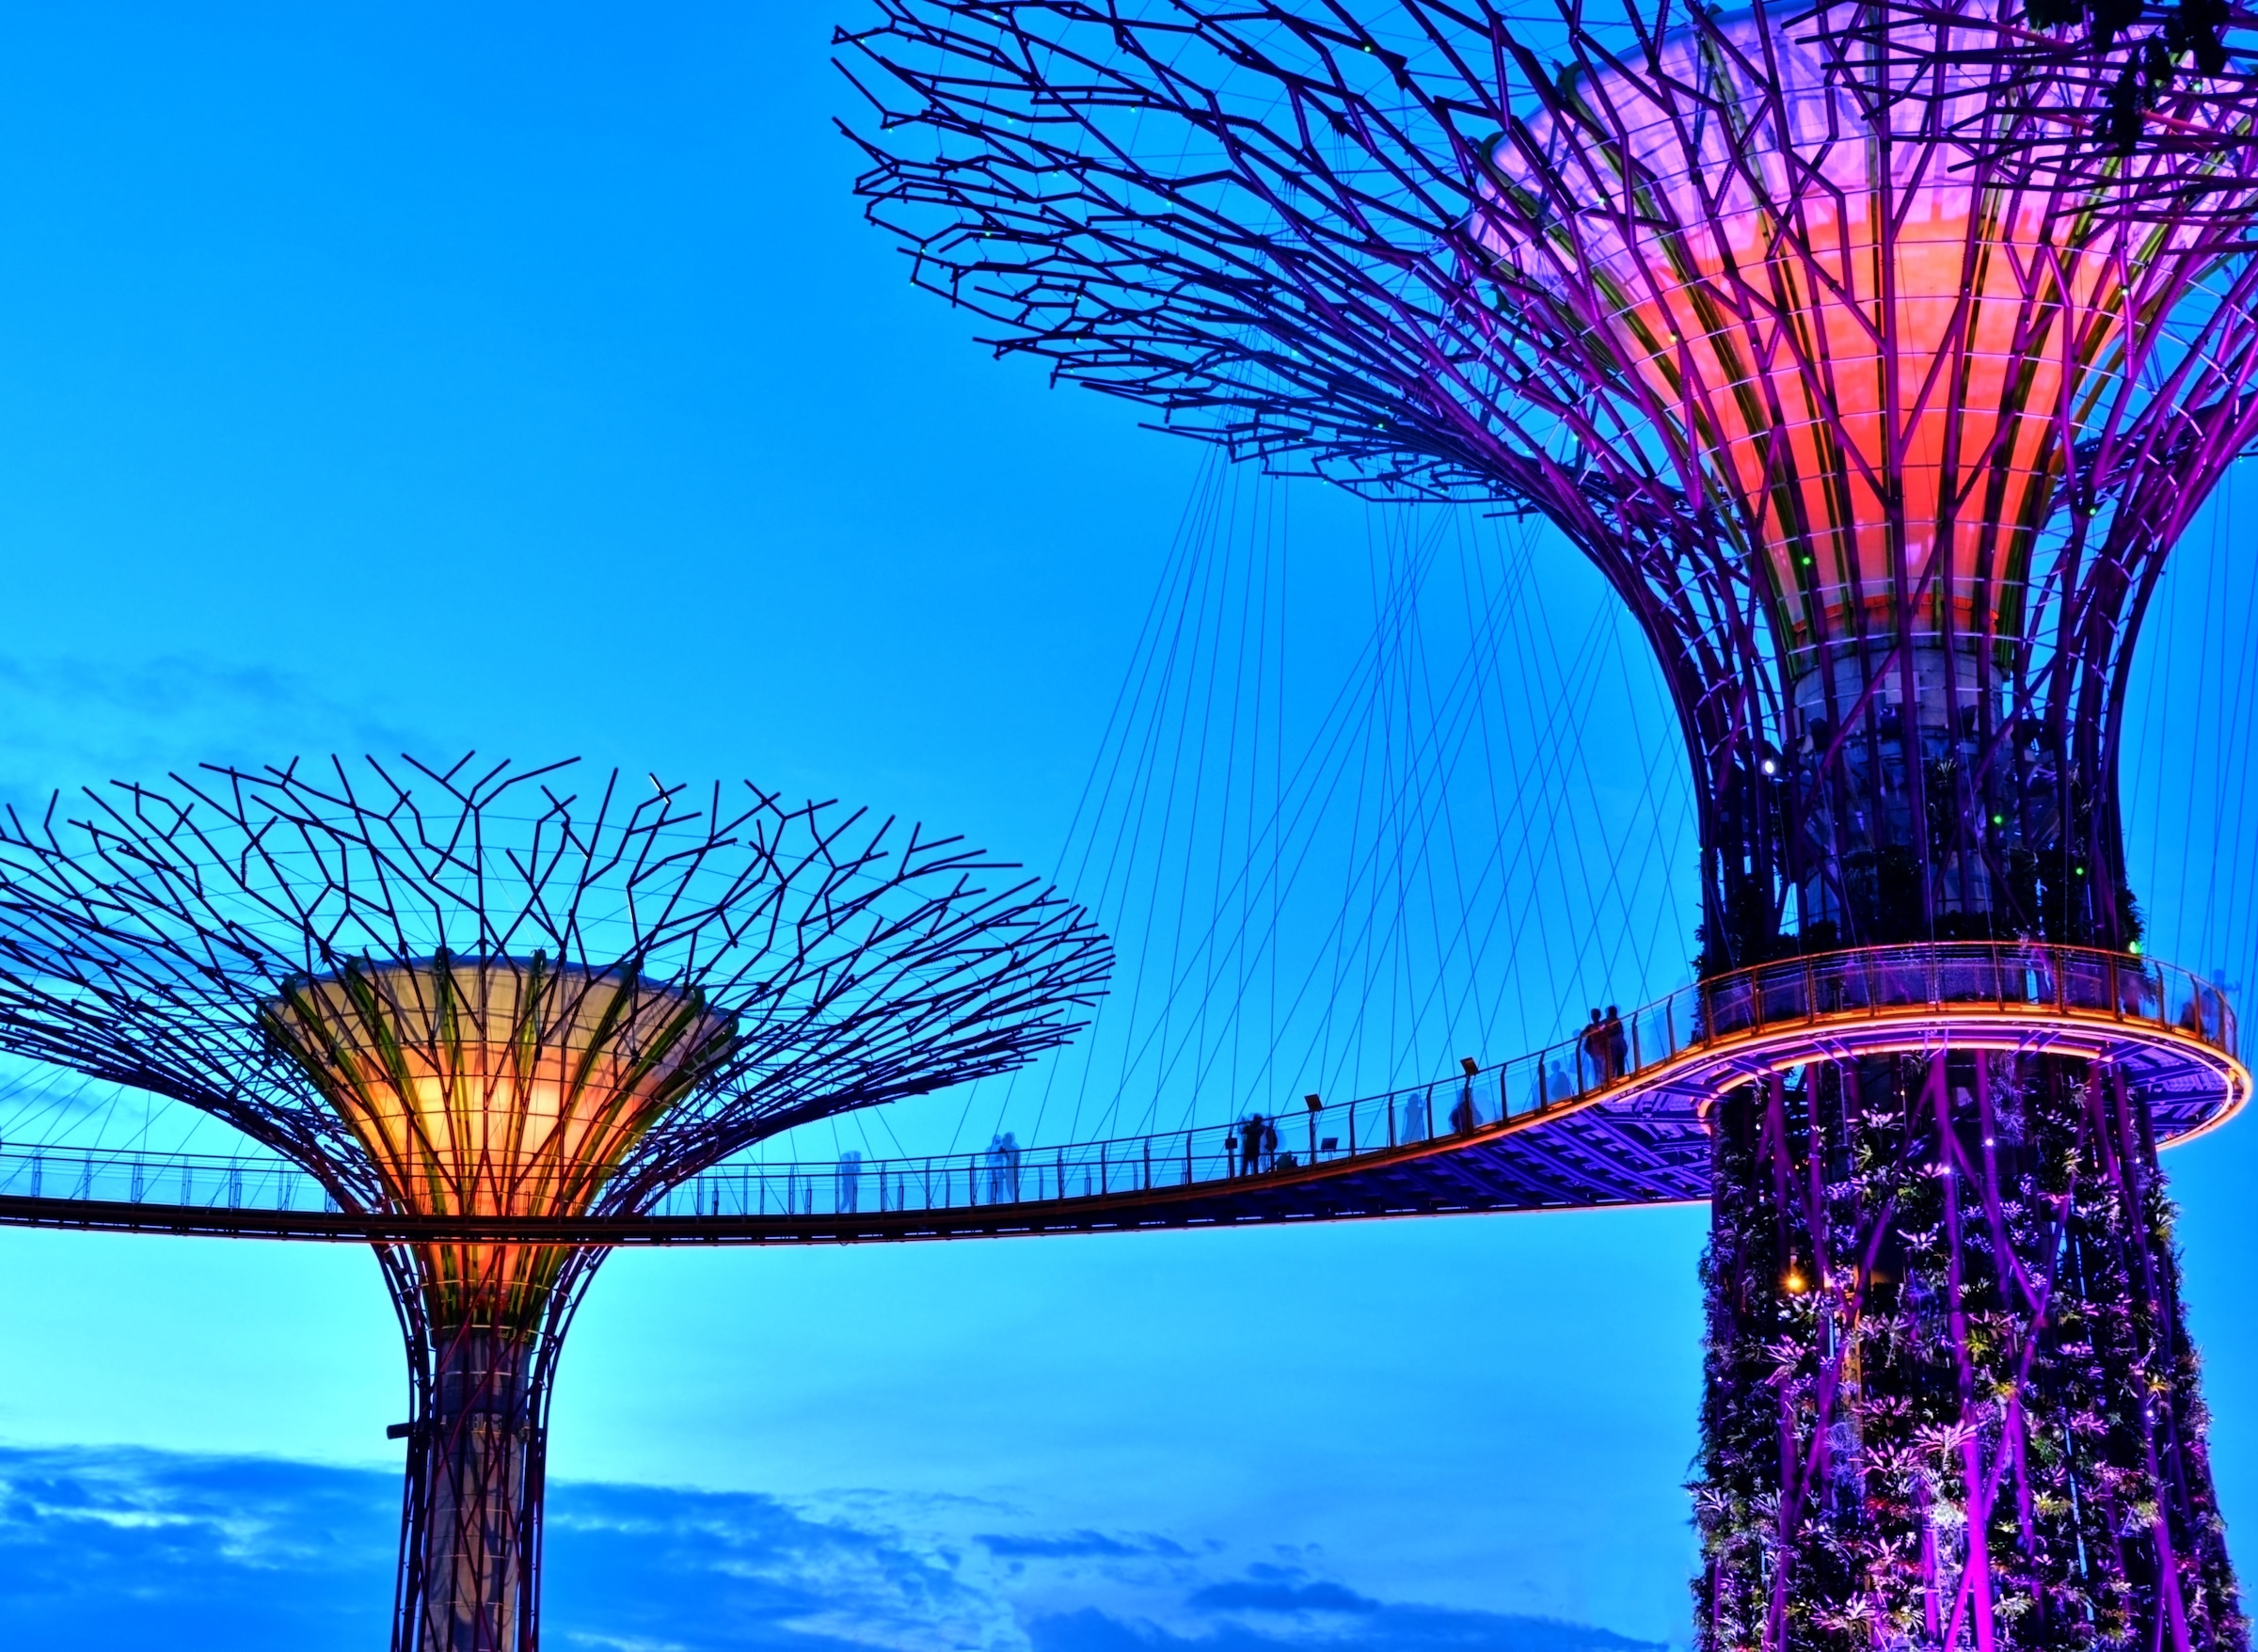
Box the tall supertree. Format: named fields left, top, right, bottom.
left=0, top=755, right=1108, bottom=1652
left=841, top=1, right=2258, bottom=1645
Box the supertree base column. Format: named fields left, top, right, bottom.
left=405, top=1322, right=549, bottom=1652
left=1697, top=1052, right=2241, bottom=1652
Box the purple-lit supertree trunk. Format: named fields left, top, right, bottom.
left=843, top=2, right=2258, bottom=1645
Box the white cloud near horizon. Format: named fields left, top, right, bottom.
left=0, top=1442, right=1675, bottom=1652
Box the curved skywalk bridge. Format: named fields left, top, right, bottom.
left=0, top=944, right=2243, bottom=1246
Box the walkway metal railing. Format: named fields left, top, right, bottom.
left=0, top=943, right=2234, bottom=1224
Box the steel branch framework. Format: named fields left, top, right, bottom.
left=0, top=754, right=1108, bottom=1652
left=841, top=0, right=2258, bottom=963
left=843, top=3, right=2258, bottom=1647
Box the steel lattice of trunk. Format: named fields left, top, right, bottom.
left=842, top=2, right=2258, bottom=1645
left=0, top=755, right=1109, bottom=1651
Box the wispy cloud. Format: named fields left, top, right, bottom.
left=0, top=653, right=428, bottom=800
left=981, top=1532, right=1195, bottom=1562
left=0, top=1445, right=1675, bottom=1652
left=1026, top=1601, right=1669, bottom=1652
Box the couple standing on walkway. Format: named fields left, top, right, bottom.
left=1582, top=1006, right=1628, bottom=1087
left=1231, top=1113, right=1277, bottom=1177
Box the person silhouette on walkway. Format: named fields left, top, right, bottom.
left=1223, top=1129, right=1238, bottom=1178
left=1582, top=1009, right=1606, bottom=1088
left=1241, top=1114, right=1265, bottom=1176
left=1262, top=1115, right=1279, bottom=1170
left=984, top=1133, right=1020, bottom=1202
left=1449, top=1085, right=1476, bottom=1135
left=1604, top=1006, right=1629, bottom=1082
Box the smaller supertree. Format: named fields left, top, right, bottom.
left=0, top=755, right=1109, bottom=1652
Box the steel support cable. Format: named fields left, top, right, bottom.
left=1417, top=513, right=1503, bottom=1057
left=1193, top=467, right=1279, bottom=1136
left=1147, top=504, right=1545, bottom=1117
left=1187, top=515, right=1575, bottom=1109
left=1047, top=491, right=1477, bottom=1129
left=1398, top=511, right=1492, bottom=1086
left=1460, top=596, right=1690, bottom=1046
left=1034, top=455, right=1239, bottom=1147
left=2194, top=472, right=2258, bottom=982
left=1344, top=525, right=1628, bottom=1081
left=1065, top=468, right=1231, bottom=1144
left=1508, top=573, right=1689, bottom=1020
left=1138, top=460, right=1267, bottom=1139
left=957, top=481, right=1677, bottom=1154
left=1081, top=456, right=1264, bottom=1141
left=1458, top=513, right=1600, bottom=1052
left=1395, top=513, right=1488, bottom=1088
left=2214, top=555, right=2258, bottom=993
left=1084, top=496, right=1526, bottom=1128
left=1360, top=505, right=1594, bottom=1092
left=1026, top=458, right=1294, bottom=1145
left=1264, top=564, right=1616, bottom=1110
left=2187, top=490, right=2234, bottom=963
left=905, top=448, right=1237, bottom=1164
left=1243, top=479, right=1287, bottom=1118
left=1598, top=598, right=1704, bottom=986
left=2165, top=487, right=2223, bottom=939
left=1488, top=540, right=1632, bottom=1030
left=1320, top=502, right=1424, bottom=1096
left=1104, top=462, right=1289, bottom=1140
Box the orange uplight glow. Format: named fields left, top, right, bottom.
left=1604, top=195, right=2120, bottom=650
left=264, top=958, right=733, bottom=1326
left=1480, top=20, right=2186, bottom=653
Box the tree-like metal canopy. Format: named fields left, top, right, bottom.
left=0, top=752, right=1111, bottom=1652
left=0, top=753, right=1111, bottom=1218
left=842, top=0, right=2258, bottom=960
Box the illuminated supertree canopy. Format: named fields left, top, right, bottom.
left=842, top=1, right=2258, bottom=1646
left=0, top=754, right=1108, bottom=1652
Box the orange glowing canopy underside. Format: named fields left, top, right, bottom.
left=1593, top=197, right=2125, bottom=650
left=263, top=957, right=735, bottom=1324
left=1481, top=16, right=2201, bottom=655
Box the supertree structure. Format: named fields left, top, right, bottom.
left=0, top=754, right=1108, bottom=1652
left=841, top=1, right=2258, bottom=1647
left=1954, top=0, right=2250, bottom=155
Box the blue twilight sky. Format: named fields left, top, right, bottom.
left=0, top=6, right=2256, bottom=1650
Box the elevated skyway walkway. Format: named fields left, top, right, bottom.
left=0, top=943, right=2241, bottom=1246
